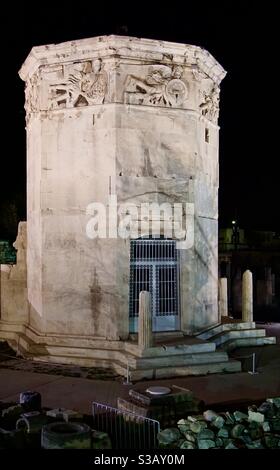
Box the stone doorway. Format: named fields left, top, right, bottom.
left=129, top=238, right=180, bottom=333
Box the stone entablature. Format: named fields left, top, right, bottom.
left=21, top=35, right=226, bottom=124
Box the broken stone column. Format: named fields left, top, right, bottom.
left=242, top=270, right=253, bottom=322
left=218, top=277, right=228, bottom=320
left=265, top=267, right=273, bottom=306
left=138, top=291, right=153, bottom=349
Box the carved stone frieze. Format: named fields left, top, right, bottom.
left=48, top=59, right=108, bottom=109
left=24, top=72, right=40, bottom=123
left=124, top=65, right=188, bottom=108
left=199, top=85, right=220, bottom=123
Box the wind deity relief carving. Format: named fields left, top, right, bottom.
left=124, top=65, right=188, bottom=107
left=199, top=85, right=220, bottom=123
left=49, top=59, right=108, bottom=109
left=25, top=73, right=40, bottom=123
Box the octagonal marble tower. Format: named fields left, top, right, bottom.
left=0, top=36, right=227, bottom=368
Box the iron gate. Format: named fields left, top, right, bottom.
left=129, top=238, right=180, bottom=332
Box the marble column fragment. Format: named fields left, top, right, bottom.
left=138, top=291, right=153, bottom=349
left=242, top=270, right=253, bottom=322
left=218, top=277, right=228, bottom=321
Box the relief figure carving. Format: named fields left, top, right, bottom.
left=25, top=73, right=40, bottom=123
left=199, top=85, right=220, bottom=123
left=124, top=65, right=188, bottom=107
left=49, top=59, right=108, bottom=109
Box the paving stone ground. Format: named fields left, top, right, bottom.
left=0, top=324, right=279, bottom=415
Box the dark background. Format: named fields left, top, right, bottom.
left=0, top=1, right=277, bottom=240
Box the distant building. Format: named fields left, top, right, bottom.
left=219, top=226, right=280, bottom=321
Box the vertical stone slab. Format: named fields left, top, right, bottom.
left=242, top=270, right=253, bottom=322
left=265, top=267, right=273, bottom=306
left=138, top=291, right=153, bottom=349
left=218, top=277, right=228, bottom=320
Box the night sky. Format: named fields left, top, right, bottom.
left=0, top=1, right=278, bottom=239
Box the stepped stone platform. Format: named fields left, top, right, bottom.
left=196, top=320, right=276, bottom=352
left=0, top=319, right=276, bottom=381
left=123, top=333, right=241, bottom=380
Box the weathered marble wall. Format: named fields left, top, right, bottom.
left=0, top=222, right=28, bottom=324
left=1, top=36, right=225, bottom=342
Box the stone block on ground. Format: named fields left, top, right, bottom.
left=46, top=408, right=83, bottom=422
left=157, top=428, right=181, bottom=448
left=203, top=410, right=219, bottom=422
left=262, top=421, right=271, bottom=432
left=129, top=385, right=195, bottom=407
left=270, top=419, right=280, bottom=432
left=246, top=439, right=264, bottom=449
left=197, top=438, right=216, bottom=449
left=180, top=440, right=196, bottom=449
left=177, top=419, right=191, bottom=433
left=157, top=397, right=280, bottom=450
left=231, top=424, right=245, bottom=438
left=19, top=391, right=42, bottom=412
left=183, top=431, right=197, bottom=443
left=217, top=427, right=229, bottom=438
left=248, top=410, right=265, bottom=423
left=189, top=421, right=208, bottom=433
left=16, top=411, right=49, bottom=434
left=264, top=434, right=279, bottom=449
left=233, top=411, right=248, bottom=422
left=215, top=437, right=224, bottom=447
left=1, top=404, right=25, bottom=426
left=257, top=402, right=275, bottom=418
left=212, top=415, right=225, bottom=429
left=197, top=428, right=215, bottom=440
left=267, top=397, right=280, bottom=408
left=91, top=430, right=112, bottom=449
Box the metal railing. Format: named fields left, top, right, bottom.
left=92, top=401, right=160, bottom=449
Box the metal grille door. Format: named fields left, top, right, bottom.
left=129, top=239, right=180, bottom=332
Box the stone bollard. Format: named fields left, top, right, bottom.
left=138, top=291, right=153, bottom=349
left=218, top=278, right=228, bottom=321
left=242, top=270, right=253, bottom=322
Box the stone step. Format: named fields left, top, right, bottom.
left=196, top=321, right=256, bottom=340
left=23, top=325, right=122, bottom=351
left=221, top=336, right=277, bottom=352
left=210, top=328, right=267, bottom=347
left=124, top=340, right=216, bottom=357
left=21, top=352, right=126, bottom=376
left=129, top=330, right=184, bottom=342
left=2, top=330, right=243, bottom=381
left=123, top=359, right=242, bottom=381
left=17, top=333, right=132, bottom=365
left=130, top=351, right=229, bottom=369
left=18, top=333, right=46, bottom=355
